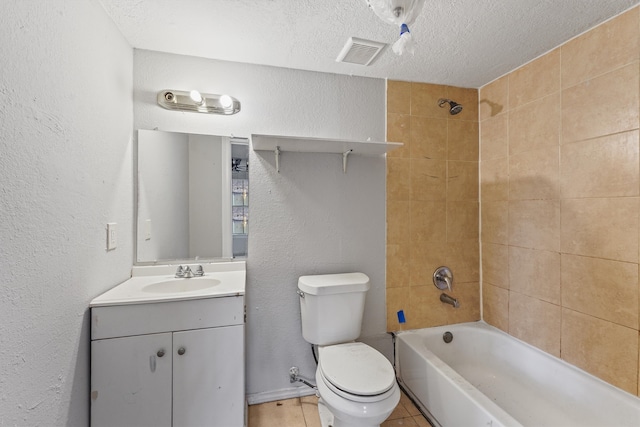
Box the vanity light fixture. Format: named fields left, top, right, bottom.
left=157, top=89, right=241, bottom=115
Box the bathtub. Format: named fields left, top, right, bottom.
left=395, top=321, right=640, bottom=427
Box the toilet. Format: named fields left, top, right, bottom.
left=298, top=272, right=400, bottom=427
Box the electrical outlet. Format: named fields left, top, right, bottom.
left=107, top=223, right=117, bottom=250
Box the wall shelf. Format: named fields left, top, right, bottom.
left=251, top=134, right=403, bottom=173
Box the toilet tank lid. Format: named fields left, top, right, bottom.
left=298, top=272, right=370, bottom=295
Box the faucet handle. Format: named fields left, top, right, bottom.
left=175, top=265, right=185, bottom=278
left=195, top=265, right=204, bottom=276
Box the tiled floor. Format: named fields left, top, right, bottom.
left=248, top=390, right=431, bottom=427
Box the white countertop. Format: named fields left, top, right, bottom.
left=90, top=261, right=246, bottom=307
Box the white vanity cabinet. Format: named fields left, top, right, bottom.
left=90, top=295, right=245, bottom=427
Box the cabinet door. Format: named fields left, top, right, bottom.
left=173, top=325, right=244, bottom=427
left=91, top=333, right=172, bottom=427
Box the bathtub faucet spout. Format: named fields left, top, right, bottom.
left=440, top=293, right=460, bottom=308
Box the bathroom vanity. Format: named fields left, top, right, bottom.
left=90, top=262, right=246, bottom=427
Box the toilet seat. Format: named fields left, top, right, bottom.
left=318, top=342, right=396, bottom=402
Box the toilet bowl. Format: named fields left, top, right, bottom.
left=314, top=342, right=400, bottom=427
left=297, top=272, right=400, bottom=427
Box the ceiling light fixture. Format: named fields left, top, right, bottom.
left=157, top=90, right=241, bottom=115
left=366, top=0, right=425, bottom=55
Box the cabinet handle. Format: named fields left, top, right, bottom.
left=177, top=347, right=186, bottom=356
left=157, top=349, right=165, bottom=358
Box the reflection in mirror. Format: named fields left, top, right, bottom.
left=231, top=143, right=249, bottom=257
left=136, top=130, right=248, bottom=264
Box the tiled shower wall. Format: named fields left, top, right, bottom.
left=386, top=81, right=480, bottom=331
left=480, top=7, right=640, bottom=395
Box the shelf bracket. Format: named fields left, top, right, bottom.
left=275, top=146, right=281, bottom=173
left=342, top=149, right=353, bottom=173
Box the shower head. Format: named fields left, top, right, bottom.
left=438, top=98, right=463, bottom=115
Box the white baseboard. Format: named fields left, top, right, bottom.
left=247, top=386, right=317, bottom=405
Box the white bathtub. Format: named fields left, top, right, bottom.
left=396, top=321, right=640, bottom=427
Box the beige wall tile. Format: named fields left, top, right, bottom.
left=387, top=200, right=410, bottom=245
left=387, top=287, right=411, bottom=332
left=447, top=86, right=479, bottom=121
left=562, top=63, right=639, bottom=144
left=480, top=75, right=508, bottom=121
left=387, top=244, right=410, bottom=288
left=387, top=157, right=411, bottom=202
left=481, top=201, right=509, bottom=244
left=509, top=146, right=559, bottom=200
left=561, top=254, right=638, bottom=329
left=410, top=201, right=447, bottom=243
left=448, top=120, right=479, bottom=161
left=388, top=80, right=411, bottom=114
left=560, top=198, right=639, bottom=263
left=410, top=158, right=446, bottom=201
left=447, top=201, right=479, bottom=242
left=448, top=161, right=478, bottom=201
left=410, top=116, right=447, bottom=160
left=509, top=292, right=561, bottom=356
left=509, top=200, right=560, bottom=251
left=560, top=130, right=639, bottom=199
left=483, top=283, right=509, bottom=332
left=411, top=82, right=450, bottom=118
left=387, top=113, right=411, bottom=158
left=481, top=157, right=509, bottom=201
left=408, top=285, right=450, bottom=328
left=508, top=246, right=560, bottom=304
left=561, top=308, right=639, bottom=394
left=482, top=242, right=509, bottom=289
left=561, top=8, right=640, bottom=89
left=509, top=93, right=560, bottom=155
left=445, top=281, right=480, bottom=324
left=409, top=239, right=446, bottom=287
left=509, top=48, right=560, bottom=109
left=410, top=282, right=478, bottom=328
left=480, top=114, right=508, bottom=161
left=446, top=240, right=480, bottom=283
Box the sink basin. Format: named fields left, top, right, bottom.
left=142, top=278, right=221, bottom=294
left=89, top=261, right=246, bottom=307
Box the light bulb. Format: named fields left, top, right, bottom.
left=189, top=90, right=203, bottom=104
left=219, top=94, right=233, bottom=108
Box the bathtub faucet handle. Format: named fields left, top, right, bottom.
left=433, top=266, right=453, bottom=291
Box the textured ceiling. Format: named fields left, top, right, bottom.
left=99, top=0, right=640, bottom=88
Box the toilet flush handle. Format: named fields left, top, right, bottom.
left=296, top=290, right=305, bottom=298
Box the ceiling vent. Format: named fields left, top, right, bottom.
left=336, top=37, right=386, bottom=66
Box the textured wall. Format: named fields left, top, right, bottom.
left=480, top=6, right=640, bottom=395
left=133, top=50, right=387, bottom=402
left=386, top=82, right=480, bottom=331
left=0, top=0, right=133, bottom=424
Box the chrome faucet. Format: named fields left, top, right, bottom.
left=174, top=265, right=204, bottom=278
left=440, top=293, right=460, bottom=308
left=175, top=265, right=186, bottom=278
left=183, top=266, right=194, bottom=278
left=194, top=265, right=204, bottom=277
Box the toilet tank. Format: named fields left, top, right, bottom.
left=298, top=272, right=370, bottom=346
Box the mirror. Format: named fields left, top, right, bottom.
left=136, top=129, right=248, bottom=263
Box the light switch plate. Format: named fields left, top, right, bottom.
left=107, top=223, right=117, bottom=250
